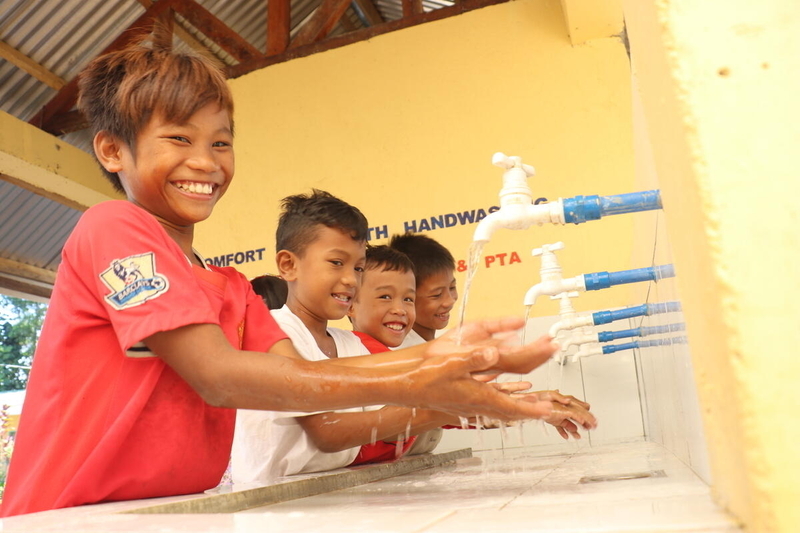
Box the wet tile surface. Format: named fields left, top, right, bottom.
left=239, top=441, right=740, bottom=532
left=1, top=441, right=741, bottom=532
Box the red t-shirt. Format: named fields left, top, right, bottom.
left=1, top=201, right=287, bottom=517
left=349, top=332, right=417, bottom=465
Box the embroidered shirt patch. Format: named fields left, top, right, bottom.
left=101, top=252, right=169, bottom=310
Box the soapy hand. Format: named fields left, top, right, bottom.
left=535, top=390, right=596, bottom=439
left=429, top=317, right=558, bottom=375
left=411, top=318, right=557, bottom=421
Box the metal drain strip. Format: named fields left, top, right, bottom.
left=579, top=469, right=666, bottom=484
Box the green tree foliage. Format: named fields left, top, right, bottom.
left=0, top=295, right=47, bottom=391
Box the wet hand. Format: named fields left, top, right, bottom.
left=408, top=347, right=554, bottom=422
left=539, top=397, right=597, bottom=440
left=429, top=317, right=558, bottom=376
left=535, top=390, right=591, bottom=411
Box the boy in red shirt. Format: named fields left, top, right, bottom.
left=1, top=41, right=561, bottom=517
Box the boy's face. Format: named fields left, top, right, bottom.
left=349, top=267, right=416, bottom=348
left=282, top=226, right=366, bottom=323
left=108, top=103, right=234, bottom=227
left=413, top=269, right=458, bottom=334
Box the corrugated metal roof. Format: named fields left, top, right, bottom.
left=0, top=181, right=80, bottom=271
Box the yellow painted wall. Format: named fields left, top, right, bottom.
left=196, top=0, right=643, bottom=323
left=623, top=1, right=800, bottom=531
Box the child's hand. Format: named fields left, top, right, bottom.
left=535, top=390, right=591, bottom=411
left=430, top=317, right=557, bottom=375
left=535, top=394, right=597, bottom=439
left=409, top=318, right=557, bottom=421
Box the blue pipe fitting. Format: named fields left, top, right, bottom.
left=597, top=323, right=685, bottom=342
left=563, top=190, right=662, bottom=224
left=602, top=341, right=640, bottom=354
left=583, top=264, right=675, bottom=291
left=598, top=328, right=639, bottom=342
left=602, top=335, right=688, bottom=354
left=592, top=301, right=682, bottom=325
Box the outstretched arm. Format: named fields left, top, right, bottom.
left=297, top=407, right=454, bottom=453
left=298, top=381, right=541, bottom=452
left=145, top=318, right=558, bottom=420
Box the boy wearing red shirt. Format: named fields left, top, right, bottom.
left=2, top=40, right=562, bottom=517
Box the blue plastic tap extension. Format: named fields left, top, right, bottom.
left=583, top=264, right=675, bottom=291
left=591, top=301, right=682, bottom=325
left=563, top=190, right=662, bottom=224
left=597, top=323, right=686, bottom=343
left=601, top=336, right=688, bottom=354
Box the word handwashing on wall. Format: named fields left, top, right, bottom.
left=367, top=204, right=501, bottom=241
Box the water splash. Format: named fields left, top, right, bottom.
left=459, top=416, right=470, bottom=430
left=521, top=304, right=533, bottom=346
left=370, top=427, right=378, bottom=446
left=455, top=241, right=485, bottom=344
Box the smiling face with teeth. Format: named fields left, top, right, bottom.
left=278, top=225, right=366, bottom=332
left=98, top=103, right=234, bottom=233
left=412, top=269, right=458, bottom=342
left=349, top=266, right=416, bottom=348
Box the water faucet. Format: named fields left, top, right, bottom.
left=523, top=243, right=585, bottom=306
left=472, top=153, right=565, bottom=243
left=525, top=243, right=676, bottom=306
left=472, top=153, right=663, bottom=244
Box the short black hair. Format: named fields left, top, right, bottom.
left=276, top=189, right=369, bottom=256
left=250, top=274, right=288, bottom=310
left=388, top=233, right=455, bottom=285
left=365, top=245, right=414, bottom=274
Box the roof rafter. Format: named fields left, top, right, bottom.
left=401, top=0, right=424, bottom=18
left=267, top=0, right=291, bottom=55
left=29, top=0, right=180, bottom=134
left=0, top=39, right=66, bottom=90
left=134, top=0, right=219, bottom=58
left=352, top=0, right=384, bottom=26
left=229, top=0, right=511, bottom=77
left=289, top=0, right=353, bottom=48
left=170, top=0, right=261, bottom=62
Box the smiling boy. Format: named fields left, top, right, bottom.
left=390, top=233, right=458, bottom=346
left=2, top=41, right=562, bottom=516
left=234, top=193, right=450, bottom=481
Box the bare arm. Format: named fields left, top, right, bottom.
left=145, top=318, right=558, bottom=420
left=297, top=407, right=455, bottom=453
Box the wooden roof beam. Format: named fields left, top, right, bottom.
left=229, top=0, right=511, bottom=77
left=30, top=0, right=179, bottom=134
left=134, top=0, right=220, bottom=59
left=402, top=0, right=424, bottom=18
left=267, top=0, right=291, bottom=55
left=289, top=0, right=353, bottom=48
left=352, top=0, right=384, bottom=26
left=171, top=0, right=261, bottom=62
left=0, top=39, right=66, bottom=90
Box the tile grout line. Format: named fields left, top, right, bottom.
left=497, top=449, right=579, bottom=511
